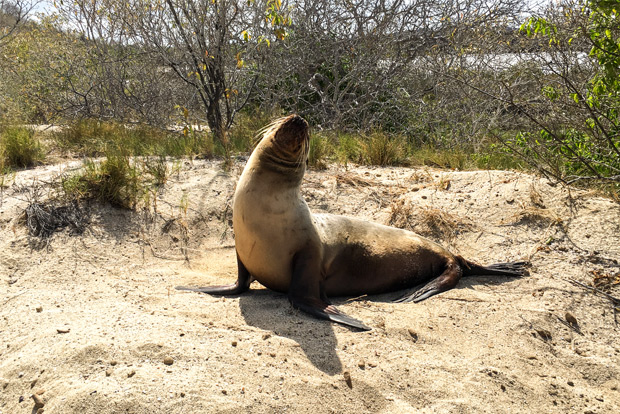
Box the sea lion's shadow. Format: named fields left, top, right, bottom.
left=238, top=290, right=343, bottom=375
left=238, top=275, right=524, bottom=373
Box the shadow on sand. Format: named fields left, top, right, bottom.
left=238, top=290, right=344, bottom=375
left=233, top=273, right=525, bottom=374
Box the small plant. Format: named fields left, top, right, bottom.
left=143, top=155, right=170, bottom=187
left=0, top=126, right=44, bottom=168
left=53, top=119, right=214, bottom=159
left=179, top=192, right=189, bottom=218
left=361, top=131, right=407, bottom=166
left=335, top=133, right=363, bottom=166
left=0, top=152, right=8, bottom=181
left=60, top=145, right=176, bottom=209
left=86, top=154, right=142, bottom=208
left=308, top=134, right=333, bottom=169
left=61, top=153, right=143, bottom=209
left=0, top=161, right=12, bottom=188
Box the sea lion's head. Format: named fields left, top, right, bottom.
left=256, top=115, right=310, bottom=174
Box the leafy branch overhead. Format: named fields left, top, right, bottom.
left=513, top=0, right=620, bottom=183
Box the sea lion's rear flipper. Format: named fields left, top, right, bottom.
left=288, top=250, right=371, bottom=331
left=176, top=253, right=254, bottom=295
left=461, top=260, right=530, bottom=277
left=394, top=260, right=462, bottom=303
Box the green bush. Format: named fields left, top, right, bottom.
left=0, top=126, right=44, bottom=168
left=53, top=120, right=213, bottom=158
left=361, top=132, right=408, bottom=166
left=335, top=133, right=363, bottom=166
left=515, top=3, right=620, bottom=184
left=308, top=134, right=333, bottom=169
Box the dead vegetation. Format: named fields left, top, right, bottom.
left=591, top=269, right=620, bottom=291
left=505, top=184, right=564, bottom=228
left=24, top=200, right=88, bottom=239
left=334, top=172, right=372, bottom=188
left=510, top=205, right=563, bottom=227
left=388, top=197, right=473, bottom=242
left=12, top=184, right=90, bottom=249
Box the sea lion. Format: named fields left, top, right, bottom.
left=177, top=115, right=528, bottom=330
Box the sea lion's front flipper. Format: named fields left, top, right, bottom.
left=176, top=252, right=254, bottom=295
left=290, top=297, right=371, bottom=331
left=394, top=260, right=462, bottom=303
left=288, top=250, right=371, bottom=331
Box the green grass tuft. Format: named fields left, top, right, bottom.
left=60, top=150, right=173, bottom=209
left=73, top=155, right=142, bottom=209
left=228, top=108, right=281, bottom=153
left=0, top=126, right=44, bottom=168
left=361, top=131, right=408, bottom=166
left=334, top=133, right=363, bottom=166
left=308, top=134, right=333, bottom=170
left=53, top=119, right=213, bottom=158
left=409, top=147, right=470, bottom=170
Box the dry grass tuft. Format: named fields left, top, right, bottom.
left=529, top=184, right=546, bottom=208
left=407, top=169, right=436, bottom=185
left=389, top=198, right=472, bottom=241
left=433, top=176, right=451, bottom=191
left=335, top=172, right=372, bottom=188
left=510, top=206, right=563, bottom=227
left=591, top=269, right=620, bottom=291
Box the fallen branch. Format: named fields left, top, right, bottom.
left=569, top=279, right=620, bottom=326
left=2, top=290, right=27, bottom=306
left=569, top=279, right=620, bottom=305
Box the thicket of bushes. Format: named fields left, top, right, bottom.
left=0, top=0, right=618, bottom=205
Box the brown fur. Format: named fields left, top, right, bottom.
left=177, top=115, right=528, bottom=330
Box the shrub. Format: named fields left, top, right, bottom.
left=0, top=126, right=44, bottom=168
left=308, top=134, right=333, bottom=169
left=53, top=119, right=213, bottom=158
left=512, top=3, right=620, bottom=185
left=361, top=131, right=407, bottom=166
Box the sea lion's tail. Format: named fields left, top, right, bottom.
left=458, top=257, right=530, bottom=277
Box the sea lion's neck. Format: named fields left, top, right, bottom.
left=253, top=147, right=306, bottom=184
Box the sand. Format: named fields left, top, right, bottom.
left=1, top=159, right=619, bottom=413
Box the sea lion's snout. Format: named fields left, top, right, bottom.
left=273, top=115, right=309, bottom=158
left=279, top=115, right=309, bottom=141
left=284, top=114, right=309, bottom=131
